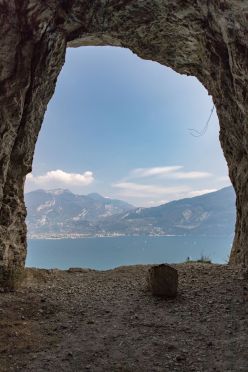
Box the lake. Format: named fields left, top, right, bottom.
left=26, top=235, right=233, bottom=270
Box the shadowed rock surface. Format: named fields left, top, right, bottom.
left=0, top=1, right=248, bottom=288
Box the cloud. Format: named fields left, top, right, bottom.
left=129, top=166, right=212, bottom=180
left=26, top=170, right=94, bottom=189
left=144, top=199, right=169, bottom=206
left=112, top=180, right=219, bottom=206
left=217, top=176, right=231, bottom=185
left=170, top=171, right=212, bottom=180
left=131, top=166, right=182, bottom=178
left=187, top=189, right=217, bottom=197
left=113, top=182, right=191, bottom=198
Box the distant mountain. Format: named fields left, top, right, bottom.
left=25, top=187, right=236, bottom=238
left=25, top=189, right=134, bottom=236
left=99, top=186, right=236, bottom=237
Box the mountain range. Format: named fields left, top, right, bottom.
left=25, top=187, right=236, bottom=238
left=25, top=189, right=134, bottom=236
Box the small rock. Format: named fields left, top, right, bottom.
left=87, top=319, right=95, bottom=325
left=147, top=264, right=178, bottom=298
left=167, top=344, right=177, bottom=351
left=176, top=355, right=185, bottom=362
left=67, top=268, right=90, bottom=273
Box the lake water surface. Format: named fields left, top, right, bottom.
left=26, top=235, right=233, bottom=270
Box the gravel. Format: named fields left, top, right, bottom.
left=0, top=263, right=248, bottom=371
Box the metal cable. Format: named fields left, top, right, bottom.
left=188, top=105, right=215, bottom=137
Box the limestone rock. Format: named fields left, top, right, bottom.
left=148, top=264, right=178, bottom=298
left=0, top=1, right=248, bottom=289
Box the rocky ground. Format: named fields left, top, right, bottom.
left=0, top=263, right=248, bottom=371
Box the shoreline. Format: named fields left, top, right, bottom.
left=27, top=234, right=178, bottom=240
left=27, top=234, right=232, bottom=240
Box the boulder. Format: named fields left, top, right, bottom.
left=148, top=264, right=178, bottom=298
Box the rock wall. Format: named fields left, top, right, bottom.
left=0, top=0, right=247, bottom=288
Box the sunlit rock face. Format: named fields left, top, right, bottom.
left=0, top=1, right=247, bottom=288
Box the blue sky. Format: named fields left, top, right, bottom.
left=25, top=46, right=231, bottom=207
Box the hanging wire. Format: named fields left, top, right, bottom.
left=188, top=105, right=215, bottom=137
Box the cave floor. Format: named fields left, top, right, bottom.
left=0, top=264, right=248, bottom=371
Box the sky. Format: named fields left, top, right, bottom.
left=25, top=46, right=231, bottom=207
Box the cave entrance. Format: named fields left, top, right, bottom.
left=24, top=46, right=233, bottom=270
left=1, top=1, right=247, bottom=291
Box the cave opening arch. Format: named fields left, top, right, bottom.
left=0, top=1, right=247, bottom=290
left=25, top=45, right=232, bottom=269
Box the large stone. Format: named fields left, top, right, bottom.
left=0, top=1, right=248, bottom=289
left=148, top=264, right=178, bottom=298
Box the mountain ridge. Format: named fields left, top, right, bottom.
left=25, top=187, right=235, bottom=238
left=25, top=189, right=134, bottom=236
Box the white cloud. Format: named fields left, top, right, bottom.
left=145, top=199, right=169, bottom=206
left=131, top=166, right=182, bottom=178
left=113, top=182, right=191, bottom=198
left=170, top=171, right=212, bottom=180
left=113, top=166, right=215, bottom=204
left=26, top=170, right=94, bottom=189
left=187, top=189, right=217, bottom=197
left=129, top=166, right=212, bottom=180
left=112, top=178, right=221, bottom=206
left=217, top=176, right=231, bottom=185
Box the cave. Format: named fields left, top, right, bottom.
left=0, top=1, right=247, bottom=289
